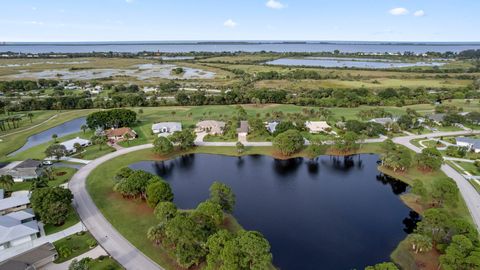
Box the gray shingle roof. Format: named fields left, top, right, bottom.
left=15, top=159, right=41, bottom=169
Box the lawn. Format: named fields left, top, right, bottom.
left=456, top=161, right=480, bottom=175
left=53, top=231, right=97, bottom=263
left=10, top=166, right=77, bottom=192
left=73, top=145, right=116, bottom=160
left=0, top=109, right=99, bottom=159
left=44, top=207, right=81, bottom=235
left=88, top=256, right=123, bottom=270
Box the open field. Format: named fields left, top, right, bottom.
left=254, top=77, right=472, bottom=90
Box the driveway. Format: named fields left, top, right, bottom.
left=69, top=144, right=163, bottom=270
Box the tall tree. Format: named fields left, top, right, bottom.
left=209, top=182, right=236, bottom=213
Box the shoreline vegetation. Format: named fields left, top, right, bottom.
left=86, top=142, right=474, bottom=270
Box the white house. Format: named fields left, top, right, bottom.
left=265, top=121, right=279, bottom=134
left=152, top=122, right=182, bottom=137
left=456, top=137, right=480, bottom=153
left=306, top=121, right=331, bottom=133
left=0, top=210, right=39, bottom=250
left=60, top=137, right=91, bottom=154
left=369, top=117, right=397, bottom=126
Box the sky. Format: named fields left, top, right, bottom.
left=1, top=0, right=479, bottom=42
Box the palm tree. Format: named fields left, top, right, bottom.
left=27, top=112, right=34, bottom=123
left=0, top=175, right=14, bottom=191
left=81, top=125, right=88, bottom=134
left=147, top=224, right=166, bottom=246
left=408, top=234, right=433, bottom=254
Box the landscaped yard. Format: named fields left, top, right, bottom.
left=10, top=166, right=77, bottom=192
left=53, top=231, right=97, bottom=263
left=73, top=145, right=116, bottom=160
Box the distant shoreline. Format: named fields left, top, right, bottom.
left=2, top=41, right=480, bottom=46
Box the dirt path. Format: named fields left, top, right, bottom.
left=0, top=114, right=58, bottom=138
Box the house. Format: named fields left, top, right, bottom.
left=427, top=113, right=446, bottom=125
left=0, top=195, right=30, bottom=215
left=305, top=121, right=331, bottom=133
left=0, top=242, right=58, bottom=270
left=60, top=137, right=91, bottom=154
left=196, top=121, right=226, bottom=135
left=104, top=127, right=137, bottom=142
left=0, top=210, right=39, bottom=250
left=152, top=122, right=182, bottom=137
left=456, top=137, right=480, bottom=153
left=0, top=160, right=42, bottom=182
left=369, top=117, right=397, bottom=126
left=265, top=121, right=279, bottom=134
left=237, top=121, right=249, bottom=136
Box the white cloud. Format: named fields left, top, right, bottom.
left=125, top=0, right=134, bottom=3
left=389, top=7, right=409, bottom=16
left=414, top=10, right=425, bottom=17
left=266, top=0, right=286, bottom=10
left=223, top=19, right=238, bottom=28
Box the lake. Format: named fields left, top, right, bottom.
left=266, top=57, right=446, bottom=69
left=2, top=41, right=480, bottom=53
left=8, top=117, right=86, bottom=157
left=130, top=154, right=417, bottom=270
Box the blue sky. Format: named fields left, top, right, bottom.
left=1, top=0, right=479, bottom=42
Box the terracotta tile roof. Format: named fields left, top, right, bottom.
left=105, top=127, right=136, bottom=137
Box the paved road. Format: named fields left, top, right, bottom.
left=393, top=130, right=480, bottom=230
left=69, top=144, right=162, bottom=270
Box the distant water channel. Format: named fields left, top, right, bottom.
left=266, top=57, right=446, bottom=69
left=130, top=154, right=417, bottom=270
left=8, top=117, right=86, bottom=157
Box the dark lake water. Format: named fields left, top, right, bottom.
left=2, top=41, right=480, bottom=53
left=130, top=154, right=418, bottom=270
left=266, top=57, right=446, bottom=69
left=8, top=117, right=86, bottom=157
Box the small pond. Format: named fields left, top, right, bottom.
left=266, top=57, right=446, bottom=69
left=8, top=117, right=86, bottom=157
left=130, top=154, right=417, bottom=270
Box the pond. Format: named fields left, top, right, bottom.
left=130, top=154, right=418, bottom=270
left=8, top=117, right=86, bottom=157
left=266, top=57, right=446, bottom=69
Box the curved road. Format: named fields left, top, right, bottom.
left=69, top=143, right=162, bottom=270
left=70, top=130, right=480, bottom=270
left=393, top=130, right=480, bottom=230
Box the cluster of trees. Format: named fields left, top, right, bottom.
left=406, top=208, right=480, bottom=269
left=273, top=129, right=305, bottom=156
left=30, top=187, right=73, bottom=226
left=344, top=120, right=386, bottom=137
left=86, top=109, right=137, bottom=129
left=380, top=140, right=413, bottom=172
left=146, top=181, right=272, bottom=269
left=152, top=129, right=196, bottom=155
left=381, top=140, right=444, bottom=173
left=113, top=168, right=173, bottom=202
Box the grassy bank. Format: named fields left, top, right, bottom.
left=0, top=109, right=99, bottom=159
